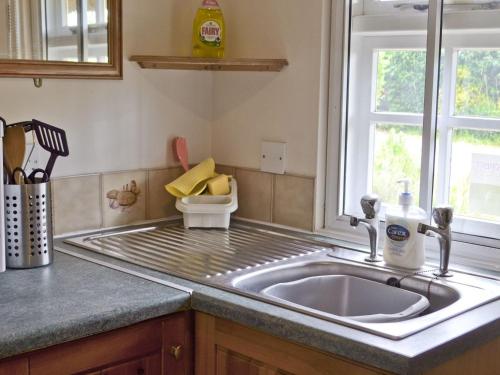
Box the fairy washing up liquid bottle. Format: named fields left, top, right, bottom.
left=192, top=0, right=225, bottom=58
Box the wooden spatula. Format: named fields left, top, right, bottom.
left=4, top=126, right=26, bottom=184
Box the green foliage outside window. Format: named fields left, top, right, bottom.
left=376, top=50, right=427, bottom=113
left=455, top=50, right=500, bottom=118
left=372, top=49, right=500, bottom=221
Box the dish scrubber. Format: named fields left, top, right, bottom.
left=165, top=158, right=216, bottom=198
left=207, top=174, right=230, bottom=195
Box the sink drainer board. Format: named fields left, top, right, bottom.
left=66, top=222, right=330, bottom=279
left=66, top=221, right=500, bottom=340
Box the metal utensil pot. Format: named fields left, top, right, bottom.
left=4, top=182, right=53, bottom=268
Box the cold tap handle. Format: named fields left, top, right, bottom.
left=360, top=194, right=381, bottom=219
left=433, top=206, right=453, bottom=229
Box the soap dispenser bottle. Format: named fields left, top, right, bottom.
left=383, top=179, right=427, bottom=269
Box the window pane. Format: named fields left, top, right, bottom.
left=343, top=0, right=429, bottom=217
left=375, top=50, right=427, bottom=114
left=373, top=124, right=422, bottom=205
left=449, top=128, right=500, bottom=223
left=454, top=49, right=500, bottom=118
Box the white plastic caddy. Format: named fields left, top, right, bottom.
left=176, top=179, right=238, bottom=229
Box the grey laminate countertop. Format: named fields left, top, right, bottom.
left=0, top=252, right=191, bottom=359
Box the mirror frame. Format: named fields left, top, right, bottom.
left=0, top=0, right=122, bottom=80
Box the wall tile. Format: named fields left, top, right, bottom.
left=234, top=168, right=273, bottom=222
left=102, top=170, right=147, bottom=227
left=273, top=174, right=314, bottom=231
left=51, top=165, right=316, bottom=235
left=52, top=175, right=101, bottom=235
left=147, top=167, right=184, bottom=220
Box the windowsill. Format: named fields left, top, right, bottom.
left=316, top=222, right=500, bottom=275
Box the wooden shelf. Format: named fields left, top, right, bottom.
left=129, top=56, right=289, bottom=72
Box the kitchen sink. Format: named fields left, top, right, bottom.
left=65, top=221, right=500, bottom=340
left=261, top=275, right=430, bottom=323
left=223, top=251, right=499, bottom=339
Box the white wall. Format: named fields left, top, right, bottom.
left=211, top=0, right=326, bottom=177
left=1, top=0, right=328, bottom=180
left=0, top=0, right=212, bottom=177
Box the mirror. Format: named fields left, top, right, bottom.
left=0, top=0, right=121, bottom=79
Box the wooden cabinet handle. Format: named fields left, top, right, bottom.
left=170, top=345, right=183, bottom=360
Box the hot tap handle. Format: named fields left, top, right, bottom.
left=360, top=194, right=381, bottom=220
left=433, top=206, right=453, bottom=229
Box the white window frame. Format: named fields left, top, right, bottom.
left=324, top=0, right=500, bottom=271
left=363, top=0, right=498, bottom=15
left=364, top=0, right=428, bottom=15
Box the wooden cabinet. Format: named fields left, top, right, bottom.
left=195, top=312, right=385, bottom=375
left=195, top=312, right=500, bottom=375
left=0, top=358, right=28, bottom=375
left=0, top=311, right=193, bottom=375
left=2, top=310, right=499, bottom=375
left=100, top=352, right=161, bottom=375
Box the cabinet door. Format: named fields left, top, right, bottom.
left=0, top=358, right=29, bottom=375
left=216, top=348, right=280, bottom=375
left=195, top=312, right=384, bottom=375
left=101, top=352, right=161, bottom=375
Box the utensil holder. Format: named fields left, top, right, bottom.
left=4, top=182, right=53, bottom=268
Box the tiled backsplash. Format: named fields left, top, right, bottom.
left=51, top=165, right=315, bottom=236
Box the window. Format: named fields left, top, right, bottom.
left=327, top=1, right=500, bottom=260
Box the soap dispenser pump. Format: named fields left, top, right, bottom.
left=383, top=179, right=427, bottom=269
left=398, top=179, right=413, bottom=207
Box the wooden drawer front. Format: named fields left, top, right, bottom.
left=101, top=352, right=162, bottom=375
left=30, top=319, right=163, bottom=375
left=0, top=358, right=29, bottom=375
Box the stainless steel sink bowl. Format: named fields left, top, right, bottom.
left=223, top=251, right=500, bottom=339
left=262, top=275, right=430, bottom=323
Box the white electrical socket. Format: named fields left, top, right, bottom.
left=261, top=141, right=287, bottom=174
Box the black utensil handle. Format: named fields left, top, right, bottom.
left=28, top=168, right=49, bottom=184
left=44, top=153, right=58, bottom=178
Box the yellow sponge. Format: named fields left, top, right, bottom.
left=207, top=174, right=230, bottom=195
left=165, top=158, right=216, bottom=198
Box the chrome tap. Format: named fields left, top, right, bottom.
left=350, top=194, right=382, bottom=263
left=417, top=206, right=454, bottom=277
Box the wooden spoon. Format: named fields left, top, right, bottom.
left=4, top=126, right=26, bottom=184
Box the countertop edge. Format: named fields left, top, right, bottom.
left=0, top=295, right=190, bottom=360
left=190, top=291, right=411, bottom=374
